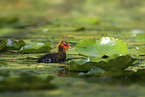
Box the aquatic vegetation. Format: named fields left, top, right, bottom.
left=0, top=39, right=26, bottom=52
left=75, top=37, right=127, bottom=57
left=19, top=42, right=52, bottom=53
left=0, top=0, right=145, bottom=96
left=0, top=39, right=52, bottom=53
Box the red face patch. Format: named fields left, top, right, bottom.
left=62, top=42, right=71, bottom=49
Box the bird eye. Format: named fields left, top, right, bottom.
left=63, top=42, right=67, bottom=46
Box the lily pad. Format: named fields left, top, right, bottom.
left=77, top=17, right=100, bottom=25
left=0, top=16, right=19, bottom=24
left=68, top=55, right=135, bottom=72
left=0, top=39, right=26, bottom=52
left=76, top=37, right=127, bottom=57
left=75, top=27, right=86, bottom=31
left=78, top=66, right=105, bottom=76
left=19, top=42, right=52, bottom=53
left=12, top=22, right=36, bottom=28
left=87, top=66, right=105, bottom=75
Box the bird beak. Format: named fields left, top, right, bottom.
left=66, top=43, right=71, bottom=49
left=68, top=45, right=71, bottom=48
left=65, top=44, right=71, bottom=49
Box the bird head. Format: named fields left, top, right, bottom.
left=57, top=41, right=71, bottom=50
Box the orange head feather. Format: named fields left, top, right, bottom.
left=57, top=41, right=71, bottom=50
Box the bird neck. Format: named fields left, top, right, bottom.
left=58, top=45, right=66, bottom=55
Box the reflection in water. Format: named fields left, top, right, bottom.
left=58, top=69, right=67, bottom=77
left=58, top=66, right=145, bottom=86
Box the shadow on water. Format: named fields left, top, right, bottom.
left=0, top=58, right=57, bottom=91
left=0, top=52, right=144, bottom=91
left=0, top=54, right=144, bottom=86
left=58, top=66, right=145, bottom=86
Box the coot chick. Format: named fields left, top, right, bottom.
left=38, top=41, right=71, bottom=63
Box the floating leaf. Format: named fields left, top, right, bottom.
left=75, top=27, right=86, bottom=31
left=87, top=66, right=105, bottom=75
left=76, top=38, right=98, bottom=56
left=0, top=16, right=35, bottom=28
left=0, top=16, right=19, bottom=24
left=0, top=39, right=26, bottom=52
left=77, top=17, right=100, bottom=25
left=19, top=42, right=52, bottom=53
left=76, top=37, right=127, bottom=57
left=13, top=22, right=36, bottom=28
left=78, top=66, right=105, bottom=76
left=68, top=55, right=135, bottom=72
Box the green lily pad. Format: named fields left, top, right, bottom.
left=0, top=16, right=19, bottom=24
left=78, top=66, right=105, bottom=76
left=13, top=22, right=36, bottom=28
left=77, top=17, right=100, bottom=25
left=87, top=66, right=105, bottom=74
left=19, top=42, right=52, bottom=53
left=0, top=39, right=26, bottom=52
left=75, top=27, right=86, bottom=31
left=76, top=37, right=128, bottom=57
left=68, top=55, right=135, bottom=72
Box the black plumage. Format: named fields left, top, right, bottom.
left=37, top=41, right=70, bottom=63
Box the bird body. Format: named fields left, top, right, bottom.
left=38, top=41, right=70, bottom=63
